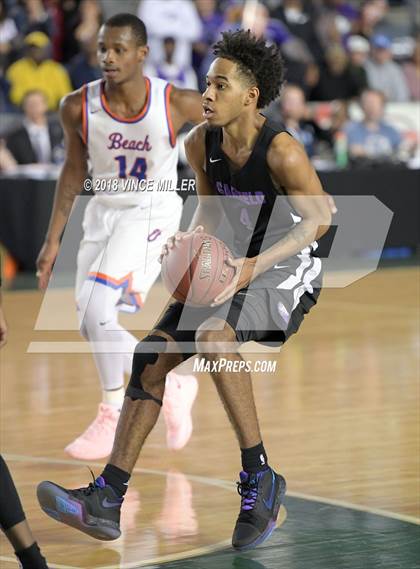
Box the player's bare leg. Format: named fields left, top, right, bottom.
left=196, top=318, right=261, bottom=448
left=195, top=318, right=286, bottom=551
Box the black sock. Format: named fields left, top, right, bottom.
left=16, top=542, right=48, bottom=569
left=101, top=464, right=130, bottom=498
left=241, top=442, right=269, bottom=473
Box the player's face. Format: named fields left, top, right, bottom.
left=97, top=25, right=148, bottom=84
left=202, top=58, right=259, bottom=127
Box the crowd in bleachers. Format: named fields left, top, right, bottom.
left=0, top=0, right=419, bottom=171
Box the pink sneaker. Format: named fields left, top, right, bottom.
left=163, top=373, right=198, bottom=450
left=64, top=403, right=120, bottom=460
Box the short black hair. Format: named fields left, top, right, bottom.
left=213, top=30, right=285, bottom=109
left=104, top=13, right=147, bottom=46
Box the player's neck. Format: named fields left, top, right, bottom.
left=222, top=113, right=265, bottom=152
left=104, top=75, right=148, bottom=110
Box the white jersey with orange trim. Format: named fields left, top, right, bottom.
left=82, top=76, right=181, bottom=209
left=75, top=75, right=184, bottom=316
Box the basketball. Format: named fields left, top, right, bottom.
left=161, top=232, right=236, bottom=306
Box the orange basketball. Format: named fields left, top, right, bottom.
left=161, top=232, right=235, bottom=306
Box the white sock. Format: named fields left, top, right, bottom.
left=103, top=386, right=125, bottom=409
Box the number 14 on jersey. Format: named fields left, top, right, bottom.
left=115, top=155, right=147, bottom=181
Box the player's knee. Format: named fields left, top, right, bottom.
left=126, top=335, right=169, bottom=405
left=196, top=321, right=236, bottom=355
left=77, top=283, right=113, bottom=338
left=82, top=299, right=102, bottom=334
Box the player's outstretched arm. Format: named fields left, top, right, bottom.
left=36, top=91, right=88, bottom=290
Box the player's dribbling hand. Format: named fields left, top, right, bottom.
left=158, top=226, right=204, bottom=263
left=36, top=240, right=60, bottom=290
left=211, top=257, right=257, bottom=306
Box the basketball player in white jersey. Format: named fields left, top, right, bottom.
left=36, top=14, right=203, bottom=460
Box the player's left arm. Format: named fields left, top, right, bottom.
left=254, top=134, right=332, bottom=273
left=213, top=135, right=331, bottom=305
left=170, top=86, right=203, bottom=134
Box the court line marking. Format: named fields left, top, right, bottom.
left=287, top=490, right=420, bottom=525
left=0, top=454, right=418, bottom=569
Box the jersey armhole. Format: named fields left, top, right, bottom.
left=164, top=83, right=176, bottom=148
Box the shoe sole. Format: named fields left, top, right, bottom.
left=37, top=481, right=121, bottom=541
left=232, top=474, right=287, bottom=552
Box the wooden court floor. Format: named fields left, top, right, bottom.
left=0, top=266, right=419, bottom=568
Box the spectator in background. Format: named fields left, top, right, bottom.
left=193, top=0, right=223, bottom=88
left=364, top=34, right=410, bottom=101
left=0, top=138, right=17, bottom=173
left=273, top=0, right=324, bottom=63
left=402, top=38, right=420, bottom=101
left=67, top=35, right=101, bottom=89
left=145, top=37, right=198, bottom=90
left=310, top=44, right=359, bottom=101
left=60, top=0, right=89, bottom=63
left=74, top=0, right=102, bottom=45
left=6, top=31, right=72, bottom=110
left=352, top=0, right=389, bottom=39
left=315, top=0, right=360, bottom=52
left=8, top=0, right=53, bottom=38
left=269, top=0, right=325, bottom=94
left=243, top=2, right=313, bottom=65
left=344, top=88, right=401, bottom=160
left=138, top=0, right=202, bottom=67
left=6, top=90, right=63, bottom=165
left=279, top=84, right=332, bottom=157
left=346, top=34, right=369, bottom=94
left=0, top=0, right=18, bottom=68
left=207, top=1, right=316, bottom=94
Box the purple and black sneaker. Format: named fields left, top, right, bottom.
left=37, top=474, right=122, bottom=541
left=232, top=467, right=286, bottom=551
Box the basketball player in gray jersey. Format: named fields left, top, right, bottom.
left=38, top=30, right=335, bottom=552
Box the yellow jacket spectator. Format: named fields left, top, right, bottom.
left=6, top=32, right=72, bottom=111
